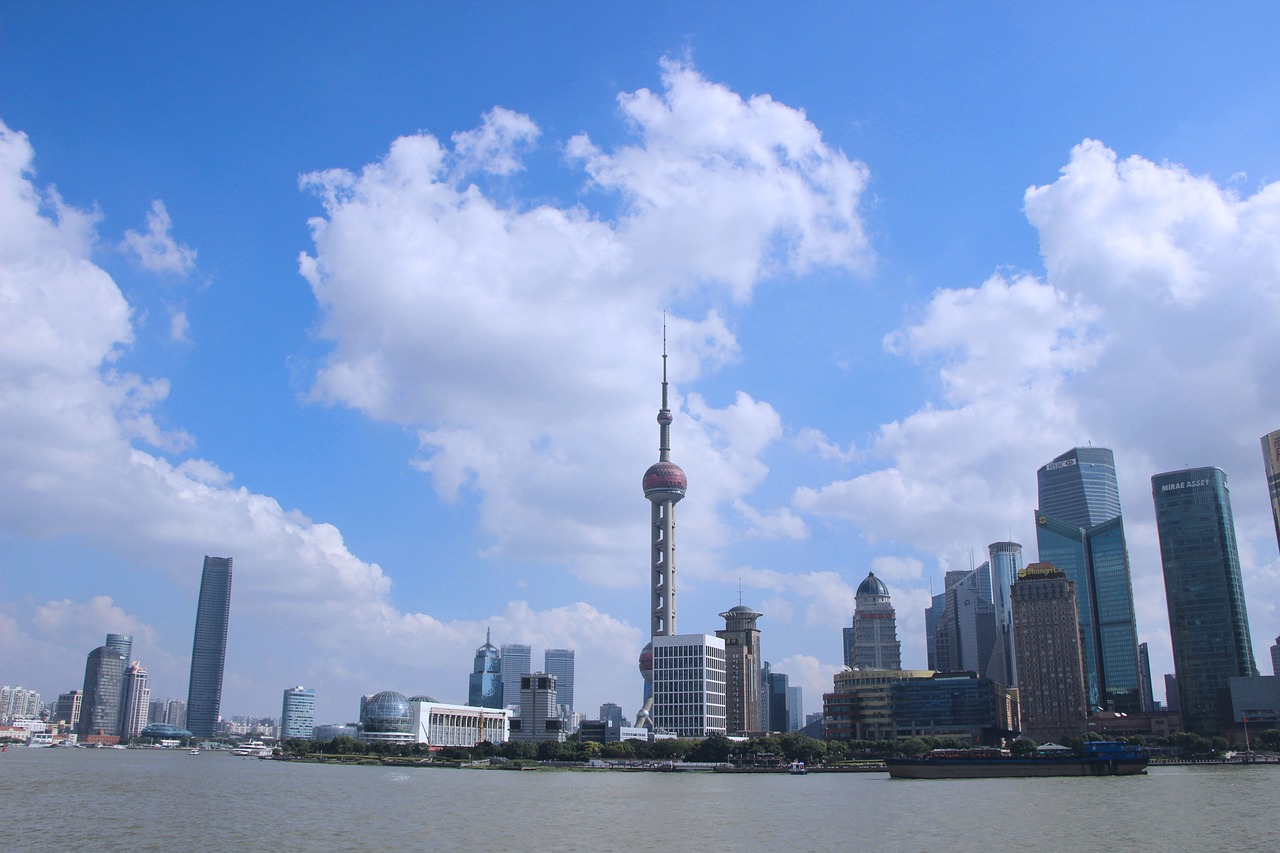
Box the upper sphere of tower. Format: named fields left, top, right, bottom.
left=643, top=460, right=687, bottom=498
left=857, top=572, right=889, bottom=597
left=657, top=409, right=673, bottom=425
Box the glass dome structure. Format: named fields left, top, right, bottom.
left=360, top=691, right=411, bottom=733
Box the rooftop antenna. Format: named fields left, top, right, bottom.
left=738, top=578, right=744, bottom=606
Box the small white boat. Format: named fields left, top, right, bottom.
left=189, top=748, right=200, bottom=755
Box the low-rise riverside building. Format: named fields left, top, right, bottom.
left=823, top=669, right=934, bottom=741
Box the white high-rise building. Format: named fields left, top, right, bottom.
left=650, top=634, right=726, bottom=737
left=120, top=662, right=150, bottom=740
left=281, top=686, right=316, bottom=740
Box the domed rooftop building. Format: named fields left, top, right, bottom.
left=857, top=572, right=890, bottom=598
left=843, top=572, right=902, bottom=671
left=360, top=691, right=413, bottom=743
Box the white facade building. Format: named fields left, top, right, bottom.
left=651, top=634, right=727, bottom=738
left=410, top=700, right=510, bottom=748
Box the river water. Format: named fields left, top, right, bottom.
left=3, top=747, right=1275, bottom=852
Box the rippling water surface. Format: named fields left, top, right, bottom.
left=3, top=748, right=1275, bottom=852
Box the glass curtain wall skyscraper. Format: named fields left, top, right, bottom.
left=1152, top=467, right=1257, bottom=735
left=499, top=643, right=531, bottom=712
left=1034, top=447, right=1141, bottom=712
left=543, top=648, right=575, bottom=718
left=78, top=644, right=126, bottom=737
left=186, top=555, right=233, bottom=738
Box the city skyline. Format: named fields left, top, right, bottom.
left=2, top=5, right=1279, bottom=722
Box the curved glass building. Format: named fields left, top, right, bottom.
left=186, top=556, right=233, bottom=738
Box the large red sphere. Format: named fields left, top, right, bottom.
left=643, top=461, right=687, bottom=495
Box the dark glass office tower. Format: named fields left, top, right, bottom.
left=186, top=555, right=233, bottom=738
left=78, top=645, right=126, bottom=737
left=1152, top=468, right=1257, bottom=736
left=1034, top=447, right=1142, bottom=712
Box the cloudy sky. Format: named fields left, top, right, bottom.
left=2, top=3, right=1278, bottom=725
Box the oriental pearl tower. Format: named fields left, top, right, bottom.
left=635, top=330, right=686, bottom=728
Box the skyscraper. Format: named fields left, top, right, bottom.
left=78, top=645, right=126, bottom=737
left=1035, top=447, right=1142, bottom=712
left=1271, top=637, right=1279, bottom=677
left=988, top=541, right=1022, bottom=686
left=767, top=668, right=790, bottom=733
left=467, top=630, right=502, bottom=708
left=1138, top=642, right=1154, bottom=712
left=844, top=572, right=902, bottom=670
left=636, top=332, right=688, bottom=727
left=120, top=661, right=150, bottom=741
left=544, top=648, right=575, bottom=718
left=717, top=602, right=763, bottom=735
left=281, top=686, right=316, bottom=740
left=1011, top=563, right=1087, bottom=743
left=1263, top=429, right=1280, bottom=554
left=926, top=568, right=996, bottom=677
left=499, top=643, right=531, bottom=712
left=186, top=555, right=233, bottom=738
left=1152, top=467, right=1257, bottom=735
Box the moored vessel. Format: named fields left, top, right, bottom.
left=886, top=741, right=1148, bottom=779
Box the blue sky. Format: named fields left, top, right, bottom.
left=3, top=3, right=1278, bottom=725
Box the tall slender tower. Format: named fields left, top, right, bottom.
left=717, top=602, right=763, bottom=735
left=636, top=330, right=688, bottom=727
left=644, top=332, right=686, bottom=637
left=186, top=555, right=233, bottom=738
left=119, top=661, right=150, bottom=741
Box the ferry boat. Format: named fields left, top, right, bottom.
left=230, top=740, right=273, bottom=757
left=886, top=741, right=1148, bottom=779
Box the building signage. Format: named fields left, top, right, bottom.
left=1160, top=478, right=1211, bottom=492
left=1043, top=459, right=1077, bottom=472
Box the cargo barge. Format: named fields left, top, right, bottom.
left=886, top=741, right=1148, bottom=779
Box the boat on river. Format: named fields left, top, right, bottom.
left=886, top=741, right=1148, bottom=779
left=230, top=740, right=273, bottom=757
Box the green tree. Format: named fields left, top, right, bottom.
left=601, top=740, right=636, bottom=759
left=1009, top=737, right=1038, bottom=756
left=499, top=740, right=536, bottom=759
left=686, top=734, right=732, bottom=763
